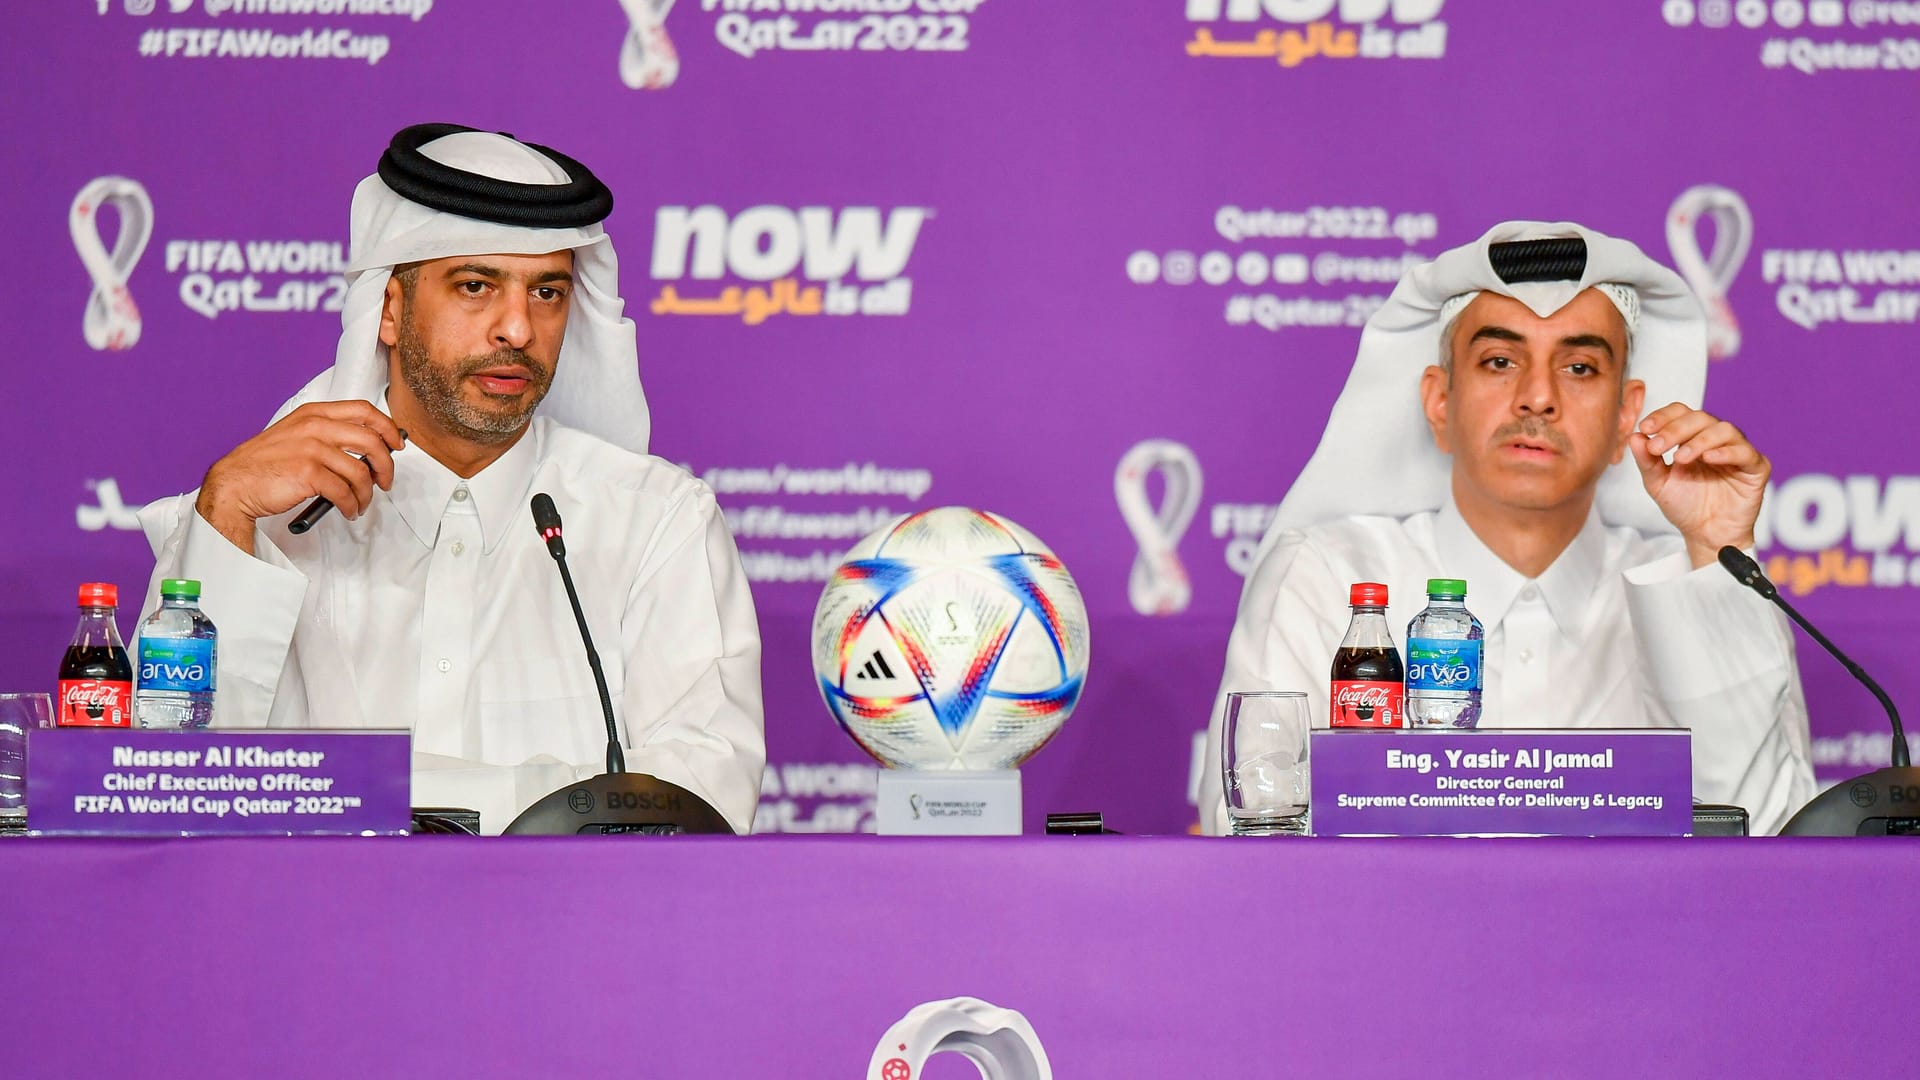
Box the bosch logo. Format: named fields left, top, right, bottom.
left=568, top=789, right=596, bottom=813
left=1848, top=782, right=1877, bottom=808
left=605, top=790, right=682, bottom=812
left=1891, top=784, right=1920, bottom=804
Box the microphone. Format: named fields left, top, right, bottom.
left=532, top=491, right=565, bottom=558
left=1714, top=544, right=1774, bottom=598
left=1718, top=545, right=1918, bottom=835
left=502, top=492, right=734, bottom=836
left=1718, top=546, right=1908, bottom=767
left=530, top=492, right=622, bottom=775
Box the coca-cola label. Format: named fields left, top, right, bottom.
left=58, top=679, right=133, bottom=727
left=1331, top=680, right=1404, bottom=728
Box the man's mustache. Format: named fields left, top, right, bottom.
left=456, top=348, right=550, bottom=382
left=1490, top=419, right=1572, bottom=452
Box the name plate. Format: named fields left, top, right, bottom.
left=1308, top=729, right=1693, bottom=837
left=876, top=769, right=1022, bottom=836
left=27, top=728, right=412, bottom=836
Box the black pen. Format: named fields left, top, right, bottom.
left=287, top=428, right=407, bottom=535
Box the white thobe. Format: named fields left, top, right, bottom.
left=140, top=414, right=766, bottom=834
left=1201, top=497, right=1817, bottom=836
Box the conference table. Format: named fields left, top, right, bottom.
left=8, top=835, right=1907, bottom=1077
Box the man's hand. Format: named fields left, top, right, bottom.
left=1628, top=402, right=1769, bottom=569
left=195, top=401, right=405, bottom=555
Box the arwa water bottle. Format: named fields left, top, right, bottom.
left=134, top=579, right=217, bottom=729
left=1405, top=578, right=1484, bottom=729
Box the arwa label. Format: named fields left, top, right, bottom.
left=1331, top=680, right=1403, bottom=728
left=137, top=638, right=215, bottom=693
left=1406, top=638, right=1480, bottom=691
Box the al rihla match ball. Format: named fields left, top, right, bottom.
left=811, top=507, right=1091, bottom=770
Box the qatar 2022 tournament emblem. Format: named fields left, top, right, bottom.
left=1667, top=184, right=1752, bottom=361
left=70, top=176, right=153, bottom=352
left=1114, top=438, right=1202, bottom=616
left=868, top=997, right=1052, bottom=1080
left=617, top=0, right=679, bottom=89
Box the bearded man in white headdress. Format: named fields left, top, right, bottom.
left=138, top=124, right=764, bottom=834
left=1200, top=222, right=1817, bottom=836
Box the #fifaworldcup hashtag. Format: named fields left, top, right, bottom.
left=138, top=26, right=390, bottom=64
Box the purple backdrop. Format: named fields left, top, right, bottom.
left=9, top=836, right=1913, bottom=1076
left=6, top=1, right=1917, bottom=834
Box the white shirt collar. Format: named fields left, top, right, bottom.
left=385, top=416, right=547, bottom=554
left=1431, top=493, right=1608, bottom=644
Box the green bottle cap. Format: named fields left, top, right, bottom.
left=1426, top=578, right=1466, bottom=597
left=160, top=578, right=202, bottom=598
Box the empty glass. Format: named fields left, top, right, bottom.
left=1221, top=691, right=1310, bottom=836
left=0, top=692, right=54, bottom=822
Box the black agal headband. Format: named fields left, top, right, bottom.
left=1489, top=237, right=1586, bottom=284
left=376, top=123, right=613, bottom=229
left=1441, top=235, right=1639, bottom=335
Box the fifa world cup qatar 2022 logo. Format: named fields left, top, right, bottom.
left=1114, top=439, right=1203, bottom=616
left=617, top=0, right=679, bottom=89
left=70, top=176, right=154, bottom=352
left=868, top=997, right=1053, bottom=1080
left=1667, top=184, right=1753, bottom=361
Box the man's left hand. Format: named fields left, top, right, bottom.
left=1629, top=402, right=1770, bottom=569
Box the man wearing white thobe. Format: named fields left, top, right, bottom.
left=1201, top=223, right=1816, bottom=836
left=139, top=125, right=764, bottom=833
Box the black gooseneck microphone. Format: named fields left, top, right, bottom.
left=1718, top=545, right=1919, bottom=835
left=503, top=493, right=734, bottom=835
left=1717, top=546, right=1908, bottom=768
left=531, top=492, right=624, bottom=775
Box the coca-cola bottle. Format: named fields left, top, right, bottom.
left=1330, top=582, right=1405, bottom=728
left=58, top=582, right=134, bottom=728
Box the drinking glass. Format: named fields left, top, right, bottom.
left=1221, top=691, right=1310, bottom=836
left=0, top=692, right=54, bottom=822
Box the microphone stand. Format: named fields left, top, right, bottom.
left=502, top=493, right=736, bottom=836
left=549, top=542, right=625, bottom=776
left=1718, top=547, right=1919, bottom=835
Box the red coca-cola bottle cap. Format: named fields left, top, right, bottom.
left=1349, top=582, right=1388, bottom=607
left=77, top=582, right=118, bottom=608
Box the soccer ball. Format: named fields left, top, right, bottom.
left=811, top=507, right=1091, bottom=770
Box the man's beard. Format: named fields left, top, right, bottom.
left=394, top=304, right=553, bottom=445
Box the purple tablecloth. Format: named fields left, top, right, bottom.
left=8, top=836, right=1904, bottom=1077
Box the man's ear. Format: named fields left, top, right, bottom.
left=378, top=275, right=405, bottom=349
left=1420, top=365, right=1451, bottom=453
left=1612, top=377, right=1648, bottom=464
